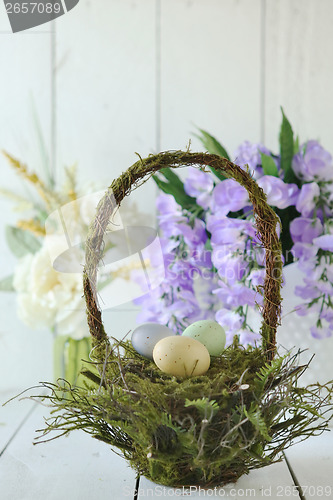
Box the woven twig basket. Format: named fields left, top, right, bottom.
left=62, top=151, right=329, bottom=488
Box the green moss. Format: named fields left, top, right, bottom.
left=30, top=338, right=332, bottom=488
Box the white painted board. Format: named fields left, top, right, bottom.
left=0, top=402, right=137, bottom=500
left=139, top=460, right=294, bottom=499
left=55, top=0, right=157, bottom=216
left=264, top=0, right=333, bottom=152
left=160, top=0, right=262, bottom=159
left=284, top=432, right=333, bottom=500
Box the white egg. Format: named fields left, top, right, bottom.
left=131, top=322, right=176, bottom=359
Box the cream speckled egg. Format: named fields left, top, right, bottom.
left=131, top=323, right=175, bottom=359
left=153, top=336, right=210, bottom=377
left=182, top=320, right=226, bottom=356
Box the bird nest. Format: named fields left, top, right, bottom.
left=18, top=151, right=333, bottom=488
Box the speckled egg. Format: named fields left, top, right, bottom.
left=182, top=320, right=226, bottom=356
left=153, top=336, right=210, bottom=377
left=131, top=323, right=176, bottom=359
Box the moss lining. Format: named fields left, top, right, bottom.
left=30, top=339, right=332, bottom=487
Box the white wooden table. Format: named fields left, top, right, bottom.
left=1, top=390, right=332, bottom=500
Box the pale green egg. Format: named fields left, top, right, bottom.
left=182, top=320, right=226, bottom=356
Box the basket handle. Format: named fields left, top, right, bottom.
left=83, top=151, right=282, bottom=361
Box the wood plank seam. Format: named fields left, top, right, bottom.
left=51, top=20, right=57, bottom=183
left=0, top=402, right=38, bottom=459
left=134, top=475, right=140, bottom=500
left=155, top=0, right=161, bottom=153
left=283, top=451, right=306, bottom=500
left=260, top=0, right=266, bottom=144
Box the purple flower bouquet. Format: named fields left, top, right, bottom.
left=136, top=110, right=333, bottom=346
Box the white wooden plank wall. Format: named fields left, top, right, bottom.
left=159, top=0, right=262, bottom=153
left=1, top=2, right=333, bottom=498
left=264, top=0, right=333, bottom=152
left=0, top=10, right=54, bottom=392
left=0, top=0, right=332, bottom=417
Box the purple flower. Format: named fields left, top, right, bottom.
left=178, top=218, right=207, bottom=250
left=292, top=242, right=318, bottom=260
left=290, top=217, right=323, bottom=244
left=216, top=255, right=248, bottom=284
left=292, top=140, right=333, bottom=181
left=257, top=176, right=299, bottom=209
left=239, top=329, right=261, bottom=347
left=295, top=282, right=320, bottom=300
left=156, top=193, right=182, bottom=217
left=316, top=280, right=333, bottom=295
left=319, top=306, right=333, bottom=323
left=322, top=182, right=333, bottom=208
left=211, top=229, right=244, bottom=249
left=210, top=179, right=248, bottom=215
left=310, top=325, right=332, bottom=339
left=156, top=194, right=188, bottom=238
left=211, top=246, right=235, bottom=271
left=207, top=217, right=257, bottom=277
left=142, top=134, right=333, bottom=346
left=303, top=262, right=333, bottom=283
left=214, top=281, right=262, bottom=308
left=318, top=262, right=333, bottom=283
left=313, top=234, right=333, bottom=251
left=252, top=246, right=266, bottom=267
left=197, top=278, right=220, bottom=309
left=215, top=308, right=243, bottom=332
left=184, top=167, right=214, bottom=209
left=191, top=246, right=213, bottom=269
left=207, top=216, right=255, bottom=247
left=296, top=182, right=320, bottom=217
left=246, top=269, right=265, bottom=288
left=234, top=141, right=273, bottom=180
left=295, top=304, right=311, bottom=317
left=159, top=237, right=179, bottom=254
left=295, top=302, right=320, bottom=317
left=135, top=277, right=203, bottom=333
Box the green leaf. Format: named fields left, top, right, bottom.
left=208, top=166, right=226, bottom=182
left=0, top=275, right=14, bottom=292
left=207, top=166, right=226, bottom=182
left=255, top=356, right=285, bottom=393
left=244, top=405, right=271, bottom=442
left=279, top=107, right=296, bottom=183
left=276, top=205, right=299, bottom=264
left=152, top=169, right=203, bottom=214
left=195, top=128, right=229, bottom=180
left=5, top=225, right=42, bottom=258
left=294, top=135, right=300, bottom=155
left=260, top=153, right=279, bottom=177
left=184, top=398, right=219, bottom=418
left=271, top=415, right=305, bottom=432
left=159, top=167, right=187, bottom=189
left=196, top=129, right=230, bottom=159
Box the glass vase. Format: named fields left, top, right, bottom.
left=53, top=335, right=92, bottom=387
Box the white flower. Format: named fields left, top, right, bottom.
left=13, top=243, right=88, bottom=338
left=13, top=187, right=151, bottom=337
